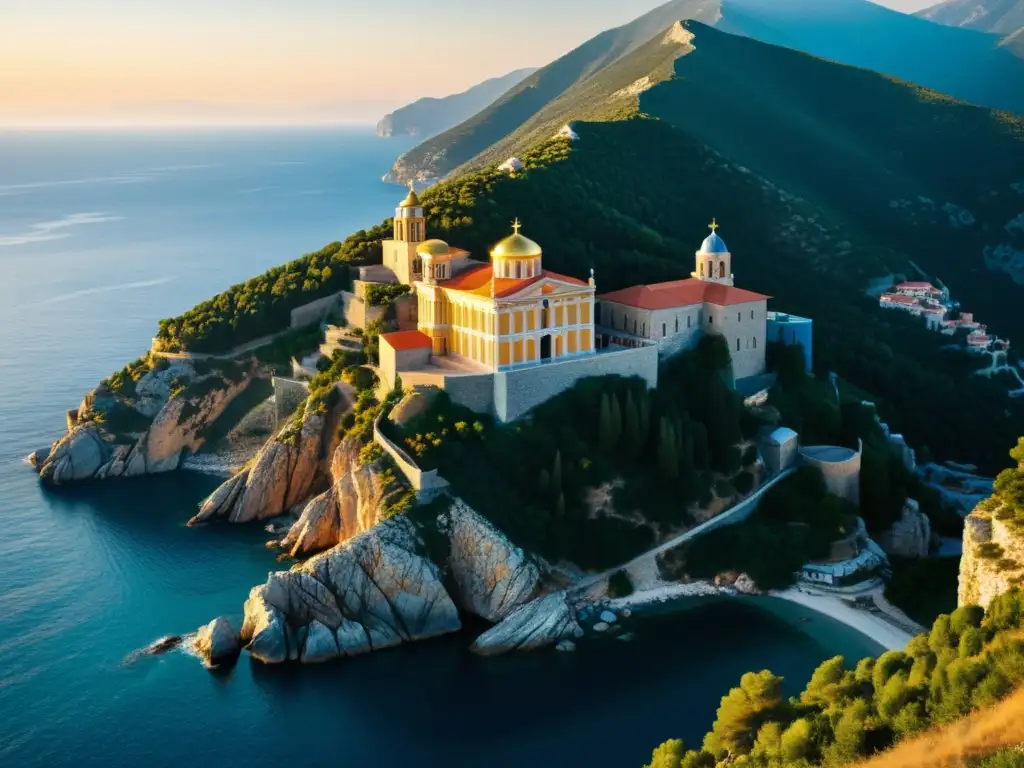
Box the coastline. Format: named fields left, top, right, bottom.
left=602, top=579, right=913, bottom=652
left=770, top=587, right=914, bottom=651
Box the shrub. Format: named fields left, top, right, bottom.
left=608, top=570, right=635, bottom=598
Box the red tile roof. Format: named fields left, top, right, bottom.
left=897, top=281, right=940, bottom=291
left=380, top=330, right=432, bottom=351
left=440, top=265, right=589, bottom=299
left=598, top=278, right=770, bottom=310
left=881, top=294, right=920, bottom=306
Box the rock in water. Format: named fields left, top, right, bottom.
left=471, top=591, right=582, bottom=656
left=189, top=411, right=325, bottom=526
left=194, top=616, right=240, bottom=666
left=239, top=517, right=461, bottom=664
left=446, top=500, right=541, bottom=622
left=599, top=610, right=617, bottom=624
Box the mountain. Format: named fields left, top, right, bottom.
left=917, top=0, right=1024, bottom=34
left=375, top=68, right=537, bottom=140
left=387, top=0, right=1024, bottom=184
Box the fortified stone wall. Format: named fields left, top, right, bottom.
left=289, top=293, right=343, bottom=330
left=444, top=373, right=497, bottom=416
left=372, top=411, right=449, bottom=501
left=800, top=440, right=863, bottom=505
left=494, top=346, right=658, bottom=423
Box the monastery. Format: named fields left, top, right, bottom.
left=377, top=185, right=807, bottom=421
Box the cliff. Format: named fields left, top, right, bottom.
left=232, top=498, right=546, bottom=664
left=35, top=359, right=253, bottom=484
left=278, top=434, right=393, bottom=556
left=375, top=67, right=536, bottom=141
left=189, top=408, right=326, bottom=526
left=959, top=508, right=1024, bottom=609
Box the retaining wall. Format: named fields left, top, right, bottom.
left=372, top=410, right=450, bottom=502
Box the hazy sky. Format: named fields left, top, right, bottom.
left=0, top=0, right=935, bottom=126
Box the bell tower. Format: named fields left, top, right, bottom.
left=383, top=181, right=427, bottom=284
left=692, top=218, right=733, bottom=286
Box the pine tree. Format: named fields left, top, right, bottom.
left=538, top=468, right=551, bottom=494
left=555, top=491, right=566, bottom=518
left=639, top=390, right=652, bottom=449
left=692, top=420, right=709, bottom=469
left=624, top=390, right=642, bottom=458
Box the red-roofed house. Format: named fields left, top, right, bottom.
left=597, top=223, right=773, bottom=379
left=894, top=281, right=944, bottom=300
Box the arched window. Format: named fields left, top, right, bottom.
left=675, top=317, right=679, bottom=333
left=719, top=261, right=726, bottom=279
left=699, top=262, right=705, bottom=277
left=542, top=299, right=550, bottom=329
left=750, top=310, right=755, bottom=320
left=738, top=312, right=742, bottom=322
left=753, top=337, right=757, bottom=349
left=687, top=315, right=692, bottom=329
left=662, top=323, right=667, bottom=337
left=736, top=337, right=741, bottom=352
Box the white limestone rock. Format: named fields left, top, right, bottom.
left=193, top=616, right=240, bottom=666
left=239, top=517, right=461, bottom=664
left=734, top=573, right=762, bottom=595
left=959, top=503, right=1024, bottom=609
left=446, top=500, right=541, bottom=622
left=471, top=591, right=581, bottom=656
left=38, top=424, right=110, bottom=484
left=599, top=610, right=617, bottom=624
left=593, top=622, right=610, bottom=633
left=189, top=410, right=325, bottom=526
left=877, top=499, right=932, bottom=559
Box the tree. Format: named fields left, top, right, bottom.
left=610, top=392, right=624, bottom=450
left=624, top=389, right=642, bottom=459
left=822, top=698, right=871, bottom=766
left=552, top=450, right=563, bottom=496
left=703, top=670, right=786, bottom=757
left=644, top=740, right=684, bottom=768
left=659, top=417, right=679, bottom=480
left=599, top=392, right=615, bottom=452
left=779, top=718, right=815, bottom=763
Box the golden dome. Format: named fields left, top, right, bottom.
left=399, top=181, right=421, bottom=208
left=416, top=239, right=450, bottom=257
left=491, top=219, right=542, bottom=260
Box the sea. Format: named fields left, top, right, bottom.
left=0, top=126, right=882, bottom=768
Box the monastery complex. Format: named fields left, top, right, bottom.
left=377, top=185, right=810, bottom=422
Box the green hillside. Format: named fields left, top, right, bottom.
left=389, top=0, right=1024, bottom=184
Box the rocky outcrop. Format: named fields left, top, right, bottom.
left=239, top=517, right=461, bottom=664
left=444, top=499, right=541, bottom=622
left=39, top=365, right=251, bottom=485
left=193, top=616, right=240, bottom=666
left=959, top=505, right=1024, bottom=609
left=189, top=410, right=325, bottom=526
left=878, top=498, right=932, bottom=559
left=278, top=434, right=392, bottom=556
left=471, top=591, right=582, bottom=657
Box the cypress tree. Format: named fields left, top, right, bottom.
left=552, top=450, right=563, bottom=495
left=692, top=420, right=709, bottom=469
left=624, top=390, right=641, bottom=458
left=639, top=390, right=652, bottom=449
left=538, top=468, right=551, bottom=494
left=610, top=393, right=623, bottom=449
left=555, top=491, right=566, bottom=518
left=658, top=417, right=679, bottom=479
left=598, top=392, right=614, bottom=452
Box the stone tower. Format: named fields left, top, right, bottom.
left=693, top=219, right=734, bottom=287
left=383, top=182, right=427, bottom=284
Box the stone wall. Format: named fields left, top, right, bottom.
left=800, top=440, right=863, bottom=505
left=290, top=293, right=343, bottom=330
left=705, top=299, right=767, bottom=381
left=380, top=346, right=432, bottom=389
left=372, top=411, right=449, bottom=501
left=444, top=372, right=497, bottom=416
left=493, top=346, right=658, bottom=423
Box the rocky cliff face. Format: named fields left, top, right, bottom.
left=229, top=497, right=548, bottom=664
left=240, top=516, right=461, bottom=664
left=37, top=361, right=252, bottom=484
left=959, top=506, right=1024, bottom=608
left=878, top=498, right=933, bottom=559
left=189, top=410, right=325, bottom=526
left=278, top=434, right=392, bottom=557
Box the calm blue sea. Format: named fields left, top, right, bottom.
left=0, top=127, right=881, bottom=768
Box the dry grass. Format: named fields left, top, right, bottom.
left=855, top=688, right=1024, bottom=767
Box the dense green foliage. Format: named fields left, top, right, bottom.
left=390, top=336, right=758, bottom=569
left=645, top=588, right=1024, bottom=767
left=363, top=282, right=411, bottom=307
left=153, top=230, right=387, bottom=353
left=885, top=556, right=961, bottom=628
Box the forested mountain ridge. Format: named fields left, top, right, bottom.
left=917, top=0, right=1024, bottom=35
left=375, top=68, right=537, bottom=140
left=387, top=0, right=1024, bottom=184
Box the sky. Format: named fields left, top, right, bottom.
left=0, top=0, right=936, bottom=127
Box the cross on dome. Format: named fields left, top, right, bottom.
left=709, top=218, right=719, bottom=233
left=512, top=218, right=522, bottom=235
left=408, top=180, right=416, bottom=192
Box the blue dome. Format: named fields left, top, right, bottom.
left=700, top=231, right=729, bottom=254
